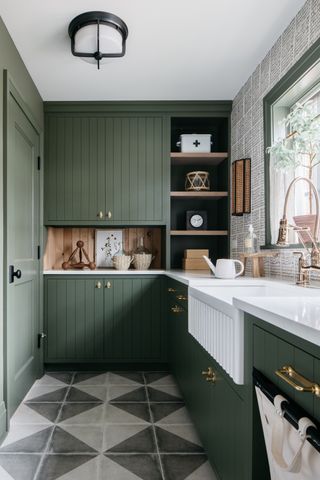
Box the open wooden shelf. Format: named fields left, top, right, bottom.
left=170, top=191, right=228, bottom=199
left=170, top=230, right=228, bottom=236
left=171, top=152, right=228, bottom=166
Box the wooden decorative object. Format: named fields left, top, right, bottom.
left=185, top=171, right=210, bottom=191
left=232, top=159, right=251, bottom=216
left=239, top=252, right=279, bottom=278
left=62, top=240, right=96, bottom=270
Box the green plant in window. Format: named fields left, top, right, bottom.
left=267, top=101, right=320, bottom=212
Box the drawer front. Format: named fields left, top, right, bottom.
left=253, top=325, right=320, bottom=420
left=167, top=278, right=188, bottom=310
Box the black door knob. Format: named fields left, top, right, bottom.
left=9, top=265, right=22, bottom=284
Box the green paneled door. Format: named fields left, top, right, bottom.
left=44, top=115, right=167, bottom=225
left=45, top=276, right=166, bottom=363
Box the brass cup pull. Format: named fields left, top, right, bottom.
left=176, top=294, right=187, bottom=301
left=95, top=281, right=102, bottom=289
left=106, top=211, right=112, bottom=219
left=202, top=367, right=216, bottom=384
left=168, top=288, right=176, bottom=293
left=105, top=281, right=112, bottom=289
left=171, top=305, right=184, bottom=314
left=275, top=365, right=320, bottom=397
left=97, top=211, right=104, bottom=219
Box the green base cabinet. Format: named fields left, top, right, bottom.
left=44, top=275, right=167, bottom=363
left=168, top=278, right=247, bottom=480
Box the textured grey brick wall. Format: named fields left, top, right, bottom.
left=231, top=0, right=320, bottom=279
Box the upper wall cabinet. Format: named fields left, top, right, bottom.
left=44, top=114, right=169, bottom=225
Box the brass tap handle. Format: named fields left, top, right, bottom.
left=275, top=365, right=320, bottom=397
left=171, top=305, right=184, bottom=314
left=97, top=211, right=104, bottom=219
left=176, top=294, right=187, bottom=301
left=105, top=281, right=112, bottom=289
left=95, top=281, right=102, bottom=289
left=106, top=211, right=112, bottom=219
left=168, top=288, right=176, bottom=293
left=201, top=367, right=216, bottom=384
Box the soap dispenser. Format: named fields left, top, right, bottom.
left=244, top=224, right=258, bottom=253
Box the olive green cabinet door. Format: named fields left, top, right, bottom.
left=44, top=115, right=167, bottom=224
left=45, top=277, right=104, bottom=361
left=104, top=277, right=166, bottom=361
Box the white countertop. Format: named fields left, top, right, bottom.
left=43, top=269, right=166, bottom=275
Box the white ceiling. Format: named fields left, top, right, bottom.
left=0, top=0, right=306, bottom=101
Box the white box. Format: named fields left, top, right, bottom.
left=177, top=134, right=212, bottom=153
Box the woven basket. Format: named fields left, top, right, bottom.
left=133, top=253, right=153, bottom=270
left=185, top=171, right=210, bottom=191
left=112, top=255, right=133, bottom=270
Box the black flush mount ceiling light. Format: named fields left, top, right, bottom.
left=68, top=11, right=128, bottom=69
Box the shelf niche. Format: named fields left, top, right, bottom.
left=44, top=227, right=164, bottom=271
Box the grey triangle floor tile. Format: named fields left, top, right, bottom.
left=73, top=372, right=107, bottom=385
left=106, top=426, right=156, bottom=453
left=25, top=403, right=61, bottom=423
left=110, top=403, right=151, bottom=423
left=150, top=403, right=186, bottom=423
left=48, top=426, right=99, bottom=453
left=0, top=453, right=41, bottom=480
left=0, top=426, right=53, bottom=453
left=155, top=426, right=204, bottom=453
left=37, top=454, right=97, bottom=480
left=161, top=454, right=208, bottom=480
left=144, top=372, right=172, bottom=384
left=25, top=387, right=67, bottom=403
left=59, top=403, right=102, bottom=423
left=46, top=372, right=74, bottom=385
left=109, top=387, right=147, bottom=403
left=111, top=372, right=144, bottom=384
left=105, top=454, right=162, bottom=480
left=65, top=387, right=103, bottom=403
left=148, top=387, right=183, bottom=403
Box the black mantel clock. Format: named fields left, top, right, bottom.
left=186, top=211, right=208, bottom=230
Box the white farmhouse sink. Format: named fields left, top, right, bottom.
left=188, top=281, right=319, bottom=385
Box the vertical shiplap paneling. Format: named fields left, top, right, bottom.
left=66, top=279, right=76, bottom=358
left=146, top=118, right=155, bottom=221
left=138, top=117, right=147, bottom=221
left=72, top=117, right=81, bottom=221
left=89, top=118, right=98, bottom=221
left=129, top=118, right=139, bottom=221
left=56, top=118, right=65, bottom=221
left=45, top=116, right=57, bottom=221
left=93, top=279, right=104, bottom=358
left=56, top=279, right=67, bottom=359
left=75, top=279, right=86, bottom=358
left=46, top=279, right=57, bottom=360
left=113, top=118, right=122, bottom=221
left=97, top=118, right=106, bottom=220
left=80, top=118, right=90, bottom=220
left=121, top=118, right=130, bottom=222
left=105, top=117, right=114, bottom=219
left=154, top=117, right=163, bottom=221
left=64, top=117, right=73, bottom=221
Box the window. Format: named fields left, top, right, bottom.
left=264, top=38, right=320, bottom=246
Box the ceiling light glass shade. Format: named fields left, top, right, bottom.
left=68, top=11, right=128, bottom=69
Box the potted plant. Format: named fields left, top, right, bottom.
left=267, top=101, right=320, bottom=239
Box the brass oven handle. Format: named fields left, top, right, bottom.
left=171, top=305, right=184, bottom=314
left=202, top=367, right=216, bottom=384
left=275, top=365, right=320, bottom=397
left=168, top=288, right=176, bottom=293
left=176, top=294, right=187, bottom=301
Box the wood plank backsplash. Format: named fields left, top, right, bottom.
left=44, top=227, right=163, bottom=270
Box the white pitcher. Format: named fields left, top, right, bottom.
left=203, top=256, right=244, bottom=279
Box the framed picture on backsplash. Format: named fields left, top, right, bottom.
left=95, top=229, right=123, bottom=268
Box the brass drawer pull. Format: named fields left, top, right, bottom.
left=97, top=211, right=104, bottom=219
left=171, top=305, right=184, bottom=314
left=105, top=281, right=112, bottom=289
left=176, top=294, right=187, bottom=301
left=275, top=365, right=320, bottom=397
left=168, top=287, right=176, bottom=293
left=95, top=281, right=102, bottom=289
left=106, top=211, right=112, bottom=219
left=202, top=367, right=216, bottom=384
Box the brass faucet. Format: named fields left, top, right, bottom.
left=276, top=176, right=320, bottom=286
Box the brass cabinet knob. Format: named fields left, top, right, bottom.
left=105, top=281, right=112, bottom=289
left=95, top=281, right=102, bottom=289
left=171, top=305, right=184, bottom=314
left=168, top=288, right=176, bottom=293
left=106, top=211, right=112, bottom=219
left=97, top=211, right=104, bottom=219
left=202, top=367, right=216, bottom=384
left=176, top=294, right=187, bottom=301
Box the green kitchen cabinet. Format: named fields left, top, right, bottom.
left=44, top=114, right=168, bottom=225
left=44, top=275, right=167, bottom=363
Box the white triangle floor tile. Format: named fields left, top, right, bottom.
left=100, top=456, right=142, bottom=480
left=59, top=425, right=104, bottom=452
left=107, top=373, right=141, bottom=386
left=1, top=424, right=49, bottom=448
left=69, top=385, right=107, bottom=402
left=0, top=465, right=15, bottom=480
left=108, top=385, right=145, bottom=402
left=59, top=404, right=105, bottom=426
left=34, top=374, right=69, bottom=387
left=56, top=455, right=100, bottom=480
left=10, top=404, right=53, bottom=425
left=74, top=373, right=108, bottom=386
left=103, top=424, right=148, bottom=451
left=104, top=404, right=149, bottom=425
left=24, top=385, right=65, bottom=402
left=148, top=375, right=177, bottom=386
left=159, top=424, right=203, bottom=446
left=185, top=460, right=218, bottom=480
